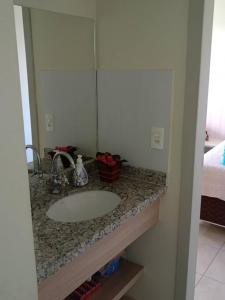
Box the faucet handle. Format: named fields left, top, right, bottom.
left=51, top=173, right=62, bottom=194
left=51, top=172, right=69, bottom=194
left=60, top=173, right=69, bottom=186
left=50, top=151, right=75, bottom=194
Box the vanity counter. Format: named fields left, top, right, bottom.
left=29, top=166, right=166, bottom=284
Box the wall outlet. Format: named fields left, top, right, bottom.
left=45, top=113, right=54, bottom=132
left=151, top=127, right=164, bottom=150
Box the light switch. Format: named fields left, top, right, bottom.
left=45, top=113, right=54, bottom=132
left=151, top=127, right=164, bottom=150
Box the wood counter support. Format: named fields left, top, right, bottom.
left=38, top=199, right=160, bottom=300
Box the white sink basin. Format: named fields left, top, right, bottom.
left=47, top=191, right=121, bottom=222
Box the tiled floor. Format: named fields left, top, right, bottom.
left=195, top=221, right=225, bottom=300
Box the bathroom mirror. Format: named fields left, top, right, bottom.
left=14, top=6, right=97, bottom=161
left=14, top=4, right=172, bottom=173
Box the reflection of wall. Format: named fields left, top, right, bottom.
left=96, top=0, right=188, bottom=300
left=30, top=9, right=96, bottom=155
left=40, top=71, right=96, bottom=154
left=31, top=9, right=95, bottom=71
left=98, top=70, right=172, bottom=172
left=13, top=0, right=96, bottom=19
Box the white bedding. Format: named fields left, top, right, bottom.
left=203, top=140, right=225, bottom=201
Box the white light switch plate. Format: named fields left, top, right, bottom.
left=45, top=113, right=54, bottom=132
left=151, top=127, right=164, bottom=150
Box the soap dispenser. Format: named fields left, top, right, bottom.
left=74, top=155, right=88, bottom=187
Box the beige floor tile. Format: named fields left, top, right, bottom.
left=198, top=224, right=225, bottom=249
left=206, top=246, right=225, bottom=283
left=195, top=276, right=225, bottom=300
left=196, top=244, right=219, bottom=274
left=195, top=273, right=202, bottom=286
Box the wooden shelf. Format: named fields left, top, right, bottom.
left=90, top=259, right=143, bottom=300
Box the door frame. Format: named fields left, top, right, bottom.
left=175, top=1, right=215, bottom=299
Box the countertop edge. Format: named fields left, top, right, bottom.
left=37, top=185, right=166, bottom=283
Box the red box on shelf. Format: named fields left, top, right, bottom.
left=96, top=152, right=126, bottom=183
left=97, top=163, right=121, bottom=183
left=65, top=279, right=101, bottom=300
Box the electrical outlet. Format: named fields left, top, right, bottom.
left=45, top=113, right=54, bottom=132
left=151, top=127, right=164, bottom=150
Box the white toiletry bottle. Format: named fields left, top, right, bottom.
left=74, top=155, right=88, bottom=186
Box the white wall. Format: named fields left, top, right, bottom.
left=13, top=0, right=96, bottom=19
left=98, top=70, right=172, bottom=172
left=176, top=1, right=214, bottom=299
left=96, top=0, right=189, bottom=299
left=30, top=9, right=97, bottom=155
left=0, top=1, right=37, bottom=299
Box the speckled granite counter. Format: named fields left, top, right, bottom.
left=29, top=166, right=166, bottom=284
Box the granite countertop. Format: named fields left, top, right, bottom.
left=29, top=166, right=166, bottom=284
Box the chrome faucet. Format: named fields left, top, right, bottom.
left=51, top=151, right=76, bottom=194
left=25, top=145, right=43, bottom=177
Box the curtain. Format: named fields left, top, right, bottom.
left=206, top=28, right=225, bottom=141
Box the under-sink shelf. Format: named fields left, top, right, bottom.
left=89, top=258, right=143, bottom=300
left=121, top=296, right=136, bottom=300
left=39, top=202, right=159, bottom=300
